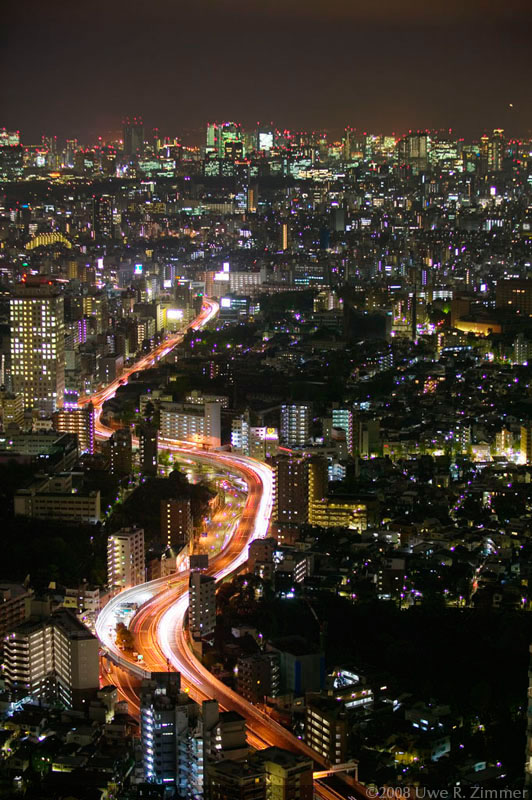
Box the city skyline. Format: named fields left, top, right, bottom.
left=2, top=0, right=532, bottom=142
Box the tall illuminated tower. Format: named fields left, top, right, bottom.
left=10, top=279, right=65, bottom=414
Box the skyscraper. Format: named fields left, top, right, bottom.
left=481, top=128, right=505, bottom=172
left=280, top=403, right=311, bottom=448
left=397, top=132, right=429, bottom=171
left=206, top=121, right=242, bottom=159
left=10, top=279, right=65, bottom=414
left=122, top=116, right=144, bottom=157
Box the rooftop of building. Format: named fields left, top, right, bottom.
left=269, top=635, right=321, bottom=657
left=7, top=608, right=96, bottom=641
left=0, top=582, right=31, bottom=602
left=306, top=692, right=348, bottom=718
left=207, top=758, right=263, bottom=780
left=251, top=745, right=313, bottom=770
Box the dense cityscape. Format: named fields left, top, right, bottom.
left=1, top=112, right=532, bottom=800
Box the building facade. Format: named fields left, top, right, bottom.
left=53, top=403, right=95, bottom=454
left=10, top=279, right=65, bottom=414
left=160, top=401, right=222, bottom=448
left=107, top=527, right=145, bottom=590
left=189, top=572, right=216, bottom=639
left=280, top=403, right=311, bottom=448
left=161, top=497, right=193, bottom=548
left=3, top=609, right=99, bottom=709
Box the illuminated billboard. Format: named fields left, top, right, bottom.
left=134, top=264, right=143, bottom=275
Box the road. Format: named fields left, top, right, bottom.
left=91, top=299, right=369, bottom=798
left=79, top=298, right=219, bottom=437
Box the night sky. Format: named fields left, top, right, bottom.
left=2, top=0, right=532, bottom=143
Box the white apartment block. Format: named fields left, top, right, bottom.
left=14, top=474, right=101, bottom=524
left=3, top=609, right=99, bottom=709
left=189, top=572, right=216, bottom=639
left=280, top=403, right=312, bottom=448
left=107, top=527, right=145, bottom=590
left=160, top=401, right=221, bottom=447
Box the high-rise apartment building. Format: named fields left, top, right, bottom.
left=137, top=422, right=158, bottom=476
left=331, top=407, right=354, bottom=455
left=189, top=571, right=216, bottom=639
left=141, top=673, right=244, bottom=795
left=231, top=413, right=250, bottom=453
left=107, top=527, right=145, bottom=590
left=109, top=427, right=133, bottom=477
left=141, top=673, right=194, bottom=790
left=93, top=194, right=113, bottom=238
left=305, top=693, right=349, bottom=764
left=161, top=497, right=193, bottom=548
left=3, top=609, right=99, bottom=709
left=53, top=402, right=95, bottom=454
left=272, top=454, right=309, bottom=525
left=280, top=403, right=311, bottom=448
left=10, top=279, right=65, bottom=414
left=237, top=653, right=280, bottom=704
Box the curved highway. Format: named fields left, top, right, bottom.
left=91, top=298, right=367, bottom=798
